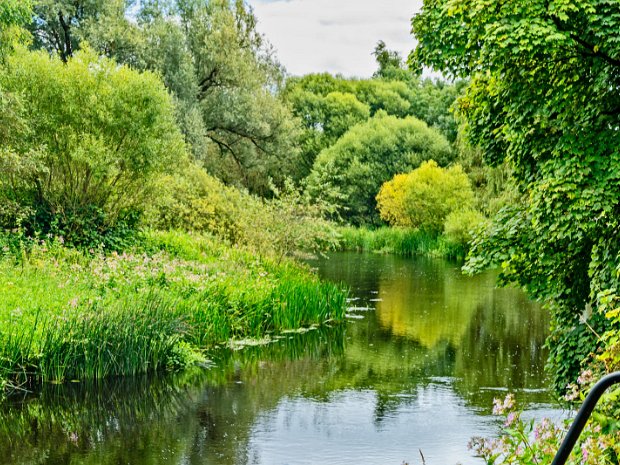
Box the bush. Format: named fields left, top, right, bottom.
left=443, top=209, right=486, bottom=248
left=0, top=46, right=185, bottom=247
left=145, top=163, right=340, bottom=259
left=376, top=160, right=475, bottom=233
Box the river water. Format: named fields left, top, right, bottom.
left=0, top=253, right=562, bottom=464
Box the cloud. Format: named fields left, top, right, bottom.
left=247, top=0, right=424, bottom=78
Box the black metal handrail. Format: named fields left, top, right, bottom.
left=551, top=371, right=620, bottom=465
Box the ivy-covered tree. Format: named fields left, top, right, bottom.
left=411, top=0, right=620, bottom=389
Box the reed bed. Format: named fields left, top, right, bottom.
left=336, top=226, right=466, bottom=260
left=0, top=230, right=347, bottom=395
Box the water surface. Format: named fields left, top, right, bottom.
left=0, top=253, right=561, bottom=465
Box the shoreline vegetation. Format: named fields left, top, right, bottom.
left=0, top=230, right=347, bottom=396
left=336, top=226, right=467, bottom=261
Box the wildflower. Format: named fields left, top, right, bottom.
left=577, top=369, right=594, bottom=386
left=492, top=393, right=515, bottom=415
left=564, top=383, right=580, bottom=402
left=504, top=411, right=519, bottom=427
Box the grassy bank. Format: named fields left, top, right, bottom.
left=0, top=230, right=347, bottom=394
left=336, top=226, right=467, bottom=260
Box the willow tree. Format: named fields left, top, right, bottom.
left=0, top=47, right=185, bottom=246
left=411, top=0, right=620, bottom=389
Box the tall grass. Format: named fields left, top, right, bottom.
left=0, top=230, right=348, bottom=395
left=337, top=226, right=466, bottom=260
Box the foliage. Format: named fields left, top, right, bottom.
left=0, top=0, right=32, bottom=57
left=372, top=40, right=407, bottom=79
left=144, top=162, right=340, bottom=259
left=0, top=46, right=184, bottom=247
left=285, top=88, right=370, bottom=176
left=0, top=230, right=347, bottom=393
left=306, top=113, right=453, bottom=226
left=286, top=72, right=462, bottom=144
left=443, top=209, right=486, bottom=248
left=29, top=0, right=142, bottom=65
left=28, top=0, right=301, bottom=195
left=161, top=0, right=300, bottom=194
left=454, top=135, right=517, bottom=216
left=376, top=160, right=475, bottom=233
left=412, top=0, right=620, bottom=390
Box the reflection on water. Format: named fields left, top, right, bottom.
left=0, top=253, right=560, bottom=465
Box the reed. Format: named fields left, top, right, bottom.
left=336, top=226, right=466, bottom=260
left=0, top=230, right=348, bottom=395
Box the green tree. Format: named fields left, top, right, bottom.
left=411, top=0, right=620, bottom=389
left=0, top=0, right=32, bottom=57
left=0, top=46, right=185, bottom=246
left=177, top=0, right=300, bottom=194
left=306, top=113, right=453, bottom=225
left=376, top=160, right=475, bottom=233
left=28, top=0, right=300, bottom=195
left=286, top=71, right=461, bottom=144
left=372, top=40, right=415, bottom=82
left=285, top=89, right=370, bottom=175
left=29, top=0, right=142, bottom=65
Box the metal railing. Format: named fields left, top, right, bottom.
left=551, top=371, right=620, bottom=465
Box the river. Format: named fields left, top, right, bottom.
left=0, top=252, right=562, bottom=464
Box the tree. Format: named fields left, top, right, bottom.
left=177, top=0, right=300, bottom=194
left=29, top=0, right=142, bottom=65
left=286, top=71, right=461, bottom=144
left=376, top=160, right=475, bottom=233
left=27, top=0, right=300, bottom=195
left=411, top=0, right=620, bottom=389
left=0, top=47, right=185, bottom=245
left=306, top=112, right=453, bottom=225
left=285, top=89, right=370, bottom=175
left=372, top=40, right=414, bottom=82
left=0, top=0, right=32, bottom=57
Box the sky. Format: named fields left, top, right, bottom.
left=246, top=0, right=424, bottom=78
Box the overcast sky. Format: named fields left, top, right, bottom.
left=246, top=0, right=424, bottom=78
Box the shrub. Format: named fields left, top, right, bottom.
left=145, top=163, right=339, bottom=259
left=0, top=46, right=185, bottom=246
left=376, top=160, right=475, bottom=233
left=443, top=209, right=486, bottom=248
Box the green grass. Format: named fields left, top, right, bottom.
left=336, top=226, right=467, bottom=260
left=0, top=230, right=347, bottom=395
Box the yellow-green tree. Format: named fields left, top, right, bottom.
left=376, top=160, right=474, bottom=233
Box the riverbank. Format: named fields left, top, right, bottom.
left=336, top=226, right=467, bottom=260
left=0, top=230, right=347, bottom=396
